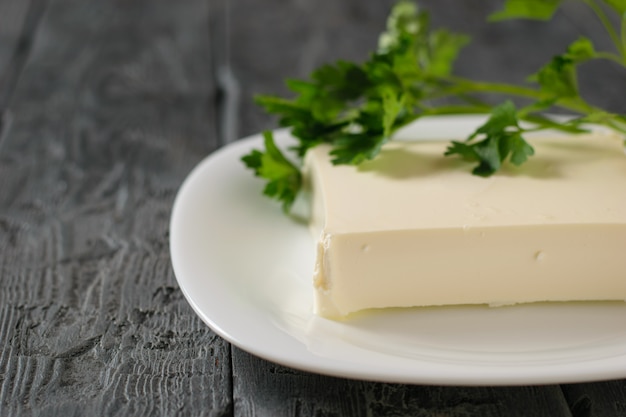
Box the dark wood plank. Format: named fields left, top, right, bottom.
left=232, top=348, right=572, bottom=417
left=0, top=0, right=46, bottom=113
left=561, top=381, right=626, bottom=417
left=0, top=0, right=231, bottom=415
left=0, top=0, right=32, bottom=85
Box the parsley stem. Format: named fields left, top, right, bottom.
left=434, top=76, right=544, bottom=100
left=594, top=51, right=624, bottom=65
left=418, top=104, right=492, bottom=116
left=434, top=75, right=611, bottom=118
left=622, top=12, right=626, bottom=60
left=582, top=0, right=625, bottom=62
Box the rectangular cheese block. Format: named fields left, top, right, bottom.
left=304, top=132, right=626, bottom=319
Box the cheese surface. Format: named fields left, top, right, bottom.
left=305, top=132, right=626, bottom=319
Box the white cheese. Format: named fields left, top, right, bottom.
left=304, top=132, right=626, bottom=319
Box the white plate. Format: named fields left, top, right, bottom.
left=170, top=116, right=626, bottom=385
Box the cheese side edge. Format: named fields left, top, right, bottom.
left=305, top=134, right=626, bottom=319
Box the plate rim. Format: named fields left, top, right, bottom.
left=170, top=115, right=626, bottom=385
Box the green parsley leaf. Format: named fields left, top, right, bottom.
left=488, top=0, right=563, bottom=21
left=505, top=132, right=536, bottom=166
left=381, top=89, right=405, bottom=137
left=329, top=131, right=388, bottom=165
left=378, top=0, right=469, bottom=80
left=469, top=100, right=519, bottom=139
left=241, top=131, right=302, bottom=213
left=528, top=37, right=596, bottom=98
left=602, top=0, right=626, bottom=15
left=427, top=29, right=471, bottom=77
left=243, top=0, right=626, bottom=214
left=566, top=36, right=596, bottom=61
left=445, top=101, right=535, bottom=176
left=378, top=1, right=425, bottom=54
left=329, top=103, right=388, bottom=165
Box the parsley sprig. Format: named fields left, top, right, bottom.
left=242, top=0, right=626, bottom=212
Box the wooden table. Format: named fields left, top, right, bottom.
left=1, top=0, right=625, bottom=415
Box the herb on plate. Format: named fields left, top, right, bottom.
left=242, top=0, right=626, bottom=213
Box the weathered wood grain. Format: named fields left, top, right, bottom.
left=0, top=0, right=231, bottom=415
left=0, top=0, right=48, bottom=115
left=2, top=0, right=626, bottom=415
left=0, top=0, right=32, bottom=108
left=233, top=348, right=573, bottom=417
left=562, top=381, right=626, bottom=417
